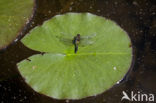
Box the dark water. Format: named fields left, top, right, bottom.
left=0, top=0, right=156, bottom=103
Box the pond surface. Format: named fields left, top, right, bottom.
left=0, top=0, right=156, bottom=103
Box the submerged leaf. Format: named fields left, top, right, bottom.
left=0, top=0, right=34, bottom=49
left=17, top=13, right=133, bottom=99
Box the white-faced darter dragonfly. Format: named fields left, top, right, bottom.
left=57, top=32, right=96, bottom=53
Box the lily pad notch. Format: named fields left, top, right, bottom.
left=17, top=12, right=133, bottom=99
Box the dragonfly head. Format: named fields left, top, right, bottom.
left=77, top=34, right=80, bottom=37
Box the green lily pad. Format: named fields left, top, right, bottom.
left=0, top=0, right=34, bottom=49
left=17, top=13, right=132, bottom=99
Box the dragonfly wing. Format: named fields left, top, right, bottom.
left=79, top=33, right=96, bottom=46
left=56, top=34, right=73, bottom=46
left=79, top=39, right=94, bottom=46
left=60, top=38, right=73, bottom=46
left=80, top=33, right=96, bottom=40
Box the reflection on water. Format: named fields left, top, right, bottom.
left=0, top=0, right=156, bottom=103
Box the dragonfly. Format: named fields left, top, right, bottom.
left=56, top=32, right=96, bottom=53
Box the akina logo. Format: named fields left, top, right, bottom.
left=121, top=91, right=155, bottom=102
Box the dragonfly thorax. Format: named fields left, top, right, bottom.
left=73, top=34, right=80, bottom=45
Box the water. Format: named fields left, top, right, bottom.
left=0, top=0, right=156, bottom=103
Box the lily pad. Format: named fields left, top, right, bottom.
left=0, top=0, right=34, bottom=49
left=17, top=13, right=132, bottom=99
